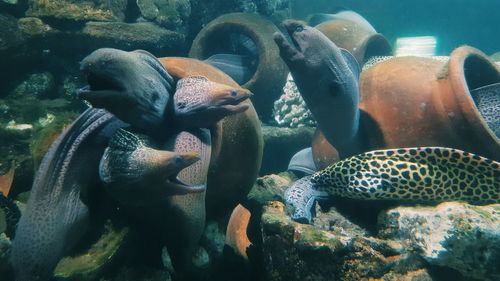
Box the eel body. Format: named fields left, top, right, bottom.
left=10, top=108, right=125, bottom=281
left=274, top=20, right=363, bottom=158
left=285, top=147, right=500, bottom=223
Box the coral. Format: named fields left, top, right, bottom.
left=9, top=72, right=55, bottom=99
left=379, top=202, right=500, bottom=281
left=272, top=74, right=316, bottom=128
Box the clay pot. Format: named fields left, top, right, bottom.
left=311, top=129, right=340, bottom=170
left=189, top=13, right=289, bottom=120
left=313, top=46, right=500, bottom=169
left=225, top=204, right=252, bottom=260
left=315, top=20, right=393, bottom=66
left=491, top=52, right=500, bottom=62
left=159, top=57, right=264, bottom=218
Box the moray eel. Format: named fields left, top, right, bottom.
left=11, top=108, right=127, bottom=281
left=285, top=147, right=500, bottom=224
left=470, top=82, right=500, bottom=138
left=99, top=127, right=211, bottom=273
left=160, top=128, right=211, bottom=274
left=173, top=75, right=251, bottom=129
left=99, top=128, right=203, bottom=206
left=95, top=71, right=251, bottom=273
left=274, top=20, right=363, bottom=159
left=77, top=48, right=174, bottom=136
left=0, top=193, right=20, bottom=239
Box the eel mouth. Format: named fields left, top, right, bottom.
left=76, top=70, right=127, bottom=107
left=162, top=152, right=205, bottom=195
left=215, top=90, right=253, bottom=113
left=165, top=176, right=206, bottom=195
left=282, top=20, right=304, bottom=51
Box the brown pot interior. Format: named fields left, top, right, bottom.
left=360, top=34, right=393, bottom=64
left=454, top=51, right=500, bottom=141
left=464, top=55, right=500, bottom=89
left=192, top=26, right=259, bottom=86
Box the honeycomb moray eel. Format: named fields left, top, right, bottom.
left=0, top=193, right=20, bottom=239
left=285, top=147, right=500, bottom=224
left=470, top=82, right=500, bottom=138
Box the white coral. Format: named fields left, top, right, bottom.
left=272, top=73, right=316, bottom=128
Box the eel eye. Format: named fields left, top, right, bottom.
left=174, top=155, right=183, bottom=165
left=295, top=25, right=304, bottom=32
left=230, top=90, right=238, bottom=97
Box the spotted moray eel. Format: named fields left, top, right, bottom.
left=285, top=147, right=500, bottom=223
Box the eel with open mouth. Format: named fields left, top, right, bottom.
left=173, top=75, right=252, bottom=129
left=76, top=48, right=174, bottom=136
left=99, top=128, right=204, bottom=206
left=274, top=20, right=363, bottom=161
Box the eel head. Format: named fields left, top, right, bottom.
left=99, top=128, right=205, bottom=198
left=174, top=76, right=252, bottom=129
left=77, top=48, right=174, bottom=132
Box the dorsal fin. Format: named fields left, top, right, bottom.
left=340, top=48, right=360, bottom=79
left=108, top=128, right=144, bottom=152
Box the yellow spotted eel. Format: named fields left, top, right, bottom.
left=285, top=147, right=500, bottom=223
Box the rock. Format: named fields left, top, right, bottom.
left=18, top=17, right=58, bottom=39
left=10, top=72, right=55, bottom=99
left=59, top=74, right=85, bottom=100
left=0, top=13, right=23, bottom=51
left=3, top=121, right=33, bottom=139
left=54, top=219, right=130, bottom=281
left=192, top=247, right=210, bottom=269
left=0, top=208, right=6, bottom=234
left=254, top=0, right=290, bottom=20
left=261, top=125, right=314, bottom=175
left=248, top=172, right=296, bottom=205
left=137, top=0, right=191, bottom=32
left=188, top=0, right=290, bottom=39
left=201, top=220, right=226, bottom=260
left=81, top=21, right=184, bottom=54
left=379, top=202, right=500, bottom=281
left=272, top=74, right=316, bottom=128
left=260, top=201, right=434, bottom=281
left=0, top=233, right=13, bottom=280
left=26, top=0, right=127, bottom=22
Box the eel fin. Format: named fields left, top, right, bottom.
left=108, top=128, right=145, bottom=152
left=288, top=147, right=317, bottom=175
left=0, top=161, right=15, bottom=197
left=340, top=48, right=360, bottom=79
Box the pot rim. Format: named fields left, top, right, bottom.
left=447, top=46, right=500, bottom=149
left=188, top=13, right=285, bottom=90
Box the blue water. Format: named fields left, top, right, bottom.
left=293, top=0, right=500, bottom=55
